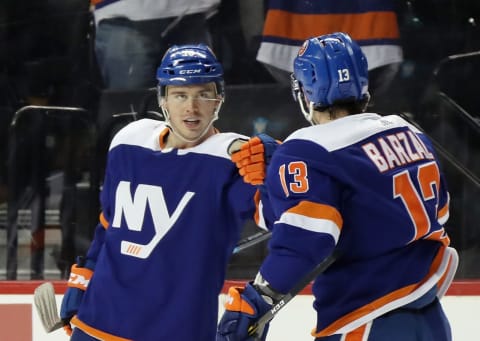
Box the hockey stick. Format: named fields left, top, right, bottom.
left=248, top=251, right=339, bottom=339
left=34, top=282, right=64, bottom=333
left=233, top=230, right=272, bottom=254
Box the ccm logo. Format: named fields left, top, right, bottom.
left=270, top=300, right=285, bottom=313
left=180, top=69, right=201, bottom=74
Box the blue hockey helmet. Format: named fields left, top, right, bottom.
left=157, top=44, right=225, bottom=98
left=291, top=32, right=369, bottom=123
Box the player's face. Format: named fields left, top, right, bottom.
left=162, top=83, right=221, bottom=146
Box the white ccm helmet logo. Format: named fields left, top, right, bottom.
left=179, top=69, right=202, bottom=75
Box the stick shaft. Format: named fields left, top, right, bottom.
left=233, top=230, right=271, bottom=254
left=249, top=251, right=338, bottom=337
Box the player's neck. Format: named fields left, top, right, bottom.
left=163, top=127, right=216, bottom=149
left=313, top=109, right=349, bottom=125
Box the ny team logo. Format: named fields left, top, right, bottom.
left=112, top=181, right=195, bottom=258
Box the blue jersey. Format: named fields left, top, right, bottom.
left=72, top=119, right=264, bottom=340
left=259, top=113, right=458, bottom=336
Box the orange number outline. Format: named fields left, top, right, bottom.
left=279, top=161, right=309, bottom=197
left=393, top=162, right=440, bottom=242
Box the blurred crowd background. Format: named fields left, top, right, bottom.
left=0, top=0, right=479, bottom=281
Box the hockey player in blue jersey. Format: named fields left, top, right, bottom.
left=59, top=44, right=271, bottom=340
left=217, top=33, right=458, bottom=340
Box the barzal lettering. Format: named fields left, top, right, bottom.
left=362, top=131, right=434, bottom=172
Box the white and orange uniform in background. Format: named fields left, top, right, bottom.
left=257, top=0, right=403, bottom=72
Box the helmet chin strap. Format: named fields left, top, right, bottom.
left=160, top=102, right=223, bottom=144
left=295, top=91, right=315, bottom=125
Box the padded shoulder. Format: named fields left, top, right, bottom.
left=109, top=119, right=165, bottom=151
left=286, top=113, right=418, bottom=152
left=178, top=132, right=250, bottom=159
left=109, top=119, right=249, bottom=159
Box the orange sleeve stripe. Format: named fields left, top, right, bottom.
left=224, top=287, right=255, bottom=315
left=287, top=201, right=343, bottom=229
left=71, top=316, right=133, bottom=341
left=263, top=10, right=400, bottom=41
left=99, top=212, right=109, bottom=229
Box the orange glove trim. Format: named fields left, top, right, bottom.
left=224, top=287, right=256, bottom=315
left=67, top=264, right=93, bottom=290
left=63, top=324, right=73, bottom=336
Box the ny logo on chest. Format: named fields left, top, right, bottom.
left=112, top=181, right=195, bottom=259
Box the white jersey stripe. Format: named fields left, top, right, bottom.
left=277, top=212, right=340, bottom=243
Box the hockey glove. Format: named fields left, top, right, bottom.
left=59, top=257, right=94, bottom=336
left=231, top=134, right=280, bottom=185
left=217, top=283, right=272, bottom=341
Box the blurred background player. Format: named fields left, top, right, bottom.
left=256, top=0, right=403, bottom=112
left=59, top=44, right=272, bottom=340
left=92, top=0, right=220, bottom=89
left=218, top=33, right=458, bottom=341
